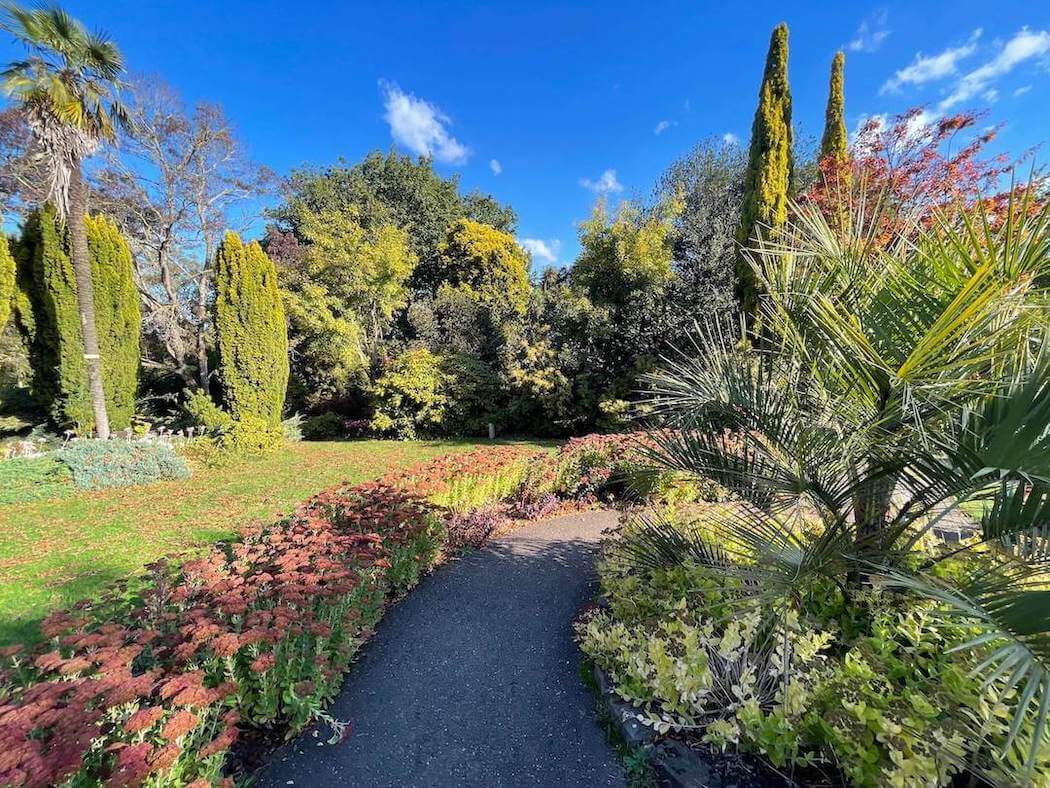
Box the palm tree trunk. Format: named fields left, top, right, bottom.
left=849, top=470, right=897, bottom=586
left=68, top=164, right=110, bottom=439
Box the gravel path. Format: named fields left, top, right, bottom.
left=258, top=509, right=626, bottom=788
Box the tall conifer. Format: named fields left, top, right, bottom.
left=16, top=209, right=140, bottom=431
left=214, top=232, right=289, bottom=424
left=86, top=214, right=140, bottom=430
left=736, top=23, right=793, bottom=316
left=0, top=235, right=13, bottom=332
left=820, top=51, right=848, bottom=162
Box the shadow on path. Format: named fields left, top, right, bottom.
left=258, top=510, right=625, bottom=787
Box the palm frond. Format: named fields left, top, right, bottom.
left=608, top=512, right=729, bottom=574
left=1, top=2, right=128, bottom=150
left=878, top=560, right=1050, bottom=777
left=643, top=319, right=859, bottom=519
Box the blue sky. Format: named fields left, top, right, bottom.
left=2, top=1, right=1048, bottom=267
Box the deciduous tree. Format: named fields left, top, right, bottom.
left=92, top=79, right=273, bottom=387
left=268, top=208, right=415, bottom=410
left=437, top=219, right=530, bottom=322
left=272, top=152, right=515, bottom=295
left=654, top=139, right=745, bottom=329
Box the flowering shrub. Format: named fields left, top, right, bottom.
left=55, top=439, right=191, bottom=490
left=553, top=432, right=726, bottom=503
left=444, top=506, right=506, bottom=552
left=0, top=479, right=437, bottom=787
left=554, top=433, right=649, bottom=499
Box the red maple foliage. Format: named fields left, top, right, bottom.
left=805, top=107, right=1042, bottom=244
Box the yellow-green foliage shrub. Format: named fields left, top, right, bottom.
left=369, top=347, right=448, bottom=439
left=182, top=390, right=284, bottom=466
left=215, top=415, right=285, bottom=458
left=0, top=235, right=13, bottom=332
left=183, top=388, right=234, bottom=433
left=579, top=511, right=1048, bottom=787
left=214, top=232, right=289, bottom=425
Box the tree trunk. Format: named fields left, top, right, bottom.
left=195, top=208, right=213, bottom=391
left=195, top=268, right=210, bottom=389
left=68, top=165, right=110, bottom=439
left=849, top=469, right=898, bottom=586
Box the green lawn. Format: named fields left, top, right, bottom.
left=0, top=439, right=544, bottom=645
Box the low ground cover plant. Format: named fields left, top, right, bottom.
left=54, top=440, right=191, bottom=490
left=579, top=509, right=1043, bottom=787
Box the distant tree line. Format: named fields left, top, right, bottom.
left=1, top=10, right=1017, bottom=441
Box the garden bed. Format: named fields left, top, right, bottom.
left=0, top=433, right=660, bottom=787
left=0, top=439, right=523, bottom=647
left=577, top=506, right=1046, bottom=788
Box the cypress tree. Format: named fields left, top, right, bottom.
left=736, top=22, right=793, bottom=316
left=16, top=208, right=141, bottom=431
left=214, top=231, right=289, bottom=424
left=0, top=235, right=13, bottom=332
left=19, top=206, right=85, bottom=426
left=820, top=51, right=848, bottom=162
left=86, top=214, right=140, bottom=430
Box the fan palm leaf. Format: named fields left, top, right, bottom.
left=878, top=559, right=1050, bottom=777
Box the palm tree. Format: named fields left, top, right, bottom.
left=638, top=189, right=1049, bottom=781
left=1, top=4, right=130, bottom=438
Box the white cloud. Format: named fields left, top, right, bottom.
left=379, top=81, right=469, bottom=165
left=939, top=28, right=1050, bottom=112
left=579, top=169, right=623, bottom=195
left=852, top=110, right=937, bottom=145
left=683, top=99, right=691, bottom=112
left=520, top=238, right=561, bottom=265
left=1013, top=84, right=1032, bottom=98
left=850, top=113, right=888, bottom=145
left=489, top=159, right=502, bottom=175
left=848, top=10, right=891, bottom=53
left=879, top=30, right=981, bottom=94
left=654, top=119, right=675, bottom=135
left=904, top=109, right=938, bottom=139
left=723, top=132, right=739, bottom=146
left=982, top=88, right=999, bottom=102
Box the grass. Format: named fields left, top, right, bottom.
left=0, top=438, right=547, bottom=646
left=0, top=455, right=73, bottom=504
